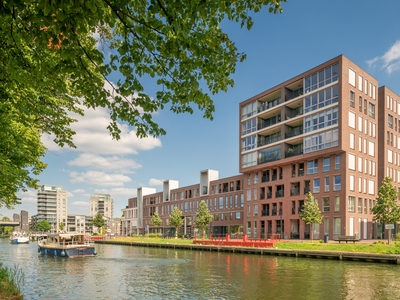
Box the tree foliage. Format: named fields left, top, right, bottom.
left=194, top=200, right=212, bottom=238
left=168, top=207, right=183, bottom=236
left=0, top=0, right=285, bottom=208
left=372, top=176, right=400, bottom=244
left=59, top=222, right=65, bottom=231
left=299, top=192, right=323, bottom=242
left=37, top=220, right=51, bottom=232
left=150, top=212, right=162, bottom=228
left=92, top=213, right=105, bottom=231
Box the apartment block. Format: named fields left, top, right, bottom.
left=240, top=55, right=379, bottom=240
left=37, top=185, right=68, bottom=231
left=67, top=214, right=93, bottom=234
left=90, top=194, right=114, bottom=219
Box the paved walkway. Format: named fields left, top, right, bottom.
left=288, top=239, right=386, bottom=244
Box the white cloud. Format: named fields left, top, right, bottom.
left=68, top=153, right=142, bottom=174
left=18, top=189, right=37, bottom=204
left=94, top=187, right=137, bottom=197
left=72, top=189, right=85, bottom=193
left=67, top=192, right=74, bottom=198
left=41, top=84, right=162, bottom=155
left=82, top=193, right=92, bottom=198
left=148, top=178, right=163, bottom=186
left=366, top=40, right=400, bottom=74
left=70, top=171, right=132, bottom=187
left=71, top=201, right=90, bottom=206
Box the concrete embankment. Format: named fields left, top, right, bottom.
left=95, top=240, right=400, bottom=265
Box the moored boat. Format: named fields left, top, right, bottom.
left=38, top=233, right=97, bottom=257
left=10, top=232, right=30, bottom=244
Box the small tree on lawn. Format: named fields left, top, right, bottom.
left=194, top=200, right=213, bottom=239
left=59, top=222, right=65, bottom=231
left=372, top=176, right=400, bottom=244
left=168, top=207, right=184, bottom=238
left=37, top=220, right=51, bottom=232
left=299, top=192, right=323, bottom=242
left=92, top=213, right=105, bottom=234
left=150, top=212, right=162, bottom=236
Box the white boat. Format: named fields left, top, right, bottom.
left=38, top=233, right=97, bottom=257
left=10, top=232, right=30, bottom=244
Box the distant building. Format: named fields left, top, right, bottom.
left=20, top=210, right=29, bottom=232
left=37, top=185, right=68, bottom=231
left=67, top=214, right=93, bottom=234
left=30, top=214, right=38, bottom=231
left=90, top=194, right=114, bottom=219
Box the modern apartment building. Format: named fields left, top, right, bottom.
left=90, top=194, right=114, bottom=219
left=239, top=55, right=379, bottom=240
left=67, top=214, right=93, bottom=234
left=37, top=185, right=68, bottom=231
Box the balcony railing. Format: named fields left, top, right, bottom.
left=257, top=115, right=281, bottom=131
left=223, top=188, right=228, bottom=193
left=276, top=190, right=284, bottom=198
left=260, top=193, right=265, bottom=200
left=267, top=191, right=272, bottom=199
left=258, top=134, right=281, bottom=147
left=272, top=174, right=277, bottom=181
left=304, top=187, right=310, bottom=194
left=290, top=188, right=300, bottom=196
left=292, top=207, right=296, bottom=214
left=272, top=208, right=277, bottom=216
left=262, top=210, right=269, bottom=217
left=285, top=106, right=303, bottom=120
left=285, top=126, right=303, bottom=139
left=298, top=170, right=304, bottom=176
left=286, top=147, right=304, bottom=158
left=258, top=154, right=281, bottom=165
left=262, top=176, right=269, bottom=183
left=258, top=98, right=281, bottom=113
left=286, top=88, right=303, bottom=102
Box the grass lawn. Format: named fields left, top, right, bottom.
left=275, top=241, right=400, bottom=254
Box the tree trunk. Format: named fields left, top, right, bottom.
left=311, top=223, right=314, bottom=242
left=388, top=228, right=391, bottom=245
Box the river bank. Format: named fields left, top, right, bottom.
left=98, top=238, right=400, bottom=264
left=0, top=263, right=23, bottom=300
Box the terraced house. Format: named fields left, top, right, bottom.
left=122, top=55, right=399, bottom=240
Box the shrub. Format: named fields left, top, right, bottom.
left=148, top=233, right=156, bottom=238
left=156, top=233, right=162, bottom=238
left=177, top=233, right=183, bottom=238
left=318, top=240, right=324, bottom=243
left=373, top=241, right=385, bottom=245
left=132, top=233, right=137, bottom=237
left=92, top=233, right=98, bottom=236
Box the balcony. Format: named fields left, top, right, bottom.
left=272, top=208, right=277, bottom=216
left=276, top=190, right=284, bottom=198
left=258, top=154, right=280, bottom=165
left=298, top=169, right=304, bottom=176
left=258, top=133, right=281, bottom=147
left=292, top=207, right=296, bottom=214
left=285, top=145, right=304, bottom=158
left=285, top=126, right=303, bottom=139
left=285, top=106, right=303, bottom=120
left=260, top=193, right=265, bottom=200
left=267, top=191, right=272, bottom=199
left=258, top=98, right=281, bottom=113
left=290, top=188, right=300, bottom=196
left=223, top=188, right=228, bottom=193
left=272, top=174, right=277, bottom=181
left=304, top=186, right=310, bottom=194
left=285, top=87, right=303, bottom=102
left=258, top=115, right=281, bottom=131
left=262, top=176, right=269, bottom=183
left=262, top=210, right=269, bottom=217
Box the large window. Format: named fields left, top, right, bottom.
left=335, top=155, right=340, bottom=170
left=305, top=63, right=339, bottom=93
left=389, top=114, right=393, bottom=128
left=323, top=198, right=330, bottom=212
left=307, top=159, right=318, bottom=174
left=305, top=85, right=339, bottom=113
left=313, top=179, right=320, bottom=193
left=323, top=157, right=330, bottom=172
left=235, top=212, right=241, bottom=220
left=304, top=108, right=339, bottom=133
left=240, top=194, right=244, bottom=207
left=242, top=118, right=257, bottom=136
left=335, top=196, right=340, bottom=212
left=258, top=145, right=281, bottom=165
left=242, top=135, right=256, bottom=152
left=334, top=218, right=341, bottom=236
left=242, top=152, right=257, bottom=168
left=369, top=103, right=375, bottom=119
left=334, top=175, right=341, bottom=191
left=304, top=129, right=339, bottom=154
left=350, top=91, right=355, bottom=107
left=348, top=196, right=355, bottom=212
left=241, top=102, right=257, bottom=120
left=219, top=197, right=224, bottom=209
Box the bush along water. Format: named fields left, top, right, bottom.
left=0, top=262, right=24, bottom=299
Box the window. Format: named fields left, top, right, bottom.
left=219, top=197, right=223, bottom=209
left=358, top=197, right=362, bottom=213
left=350, top=133, right=355, bottom=149
left=313, top=179, right=320, bottom=193
left=235, top=195, right=238, bottom=208
left=325, top=177, right=329, bottom=192
left=389, top=114, right=394, bottom=128
left=248, top=175, right=251, bottom=185
left=350, top=91, right=355, bottom=107
left=323, top=157, right=330, bottom=172
left=242, top=152, right=257, bottom=168
left=349, top=69, right=356, bottom=86
left=358, top=75, right=363, bottom=91
left=388, top=149, right=393, bottom=164
left=247, top=205, right=250, bottom=217
left=253, top=188, right=257, bottom=200
left=358, top=116, right=362, bottom=132
left=335, top=196, right=340, bottom=212
left=323, top=198, right=330, bottom=212
left=349, top=111, right=356, bottom=129
left=241, top=101, right=257, bottom=120
left=358, top=156, right=362, bottom=173
left=348, top=196, right=355, bottom=212
left=254, top=173, right=258, bottom=184
left=242, top=135, right=256, bottom=151
left=334, top=175, right=341, bottom=191
left=334, top=218, right=341, bottom=236
left=368, top=180, right=375, bottom=195
left=254, top=205, right=258, bottom=217
left=364, top=99, right=367, bottom=115
left=214, top=214, right=219, bottom=221
left=304, top=63, right=338, bottom=93
left=350, top=175, right=355, bottom=191
left=240, top=194, right=244, bottom=207
left=247, top=189, right=251, bottom=201
left=304, top=85, right=339, bottom=113
left=368, top=141, right=375, bottom=157
left=304, top=108, right=338, bottom=133
left=235, top=212, right=241, bottom=220
left=364, top=198, right=368, bottom=214
left=221, top=213, right=224, bottom=220
left=359, top=96, right=362, bottom=112
left=359, top=177, right=362, bottom=192
left=304, top=129, right=339, bottom=153
left=348, top=153, right=356, bottom=170
left=307, top=159, right=318, bottom=174
left=335, top=155, right=340, bottom=170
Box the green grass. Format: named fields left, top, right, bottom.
left=0, top=262, right=23, bottom=300
left=111, top=237, right=195, bottom=245
left=274, top=241, right=400, bottom=254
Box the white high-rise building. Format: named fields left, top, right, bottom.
left=37, top=185, right=68, bottom=231
left=90, top=194, right=114, bottom=219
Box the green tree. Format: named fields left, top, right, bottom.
left=150, top=212, right=162, bottom=234
left=168, top=207, right=184, bottom=238
left=194, top=200, right=213, bottom=238
left=372, top=176, right=400, bottom=244
left=37, top=220, right=51, bottom=232
left=299, top=192, right=323, bottom=242
left=59, top=222, right=65, bottom=231
left=92, top=213, right=105, bottom=233
left=0, top=0, right=285, bottom=208
left=1, top=216, right=10, bottom=221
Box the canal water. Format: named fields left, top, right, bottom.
left=1, top=239, right=400, bottom=299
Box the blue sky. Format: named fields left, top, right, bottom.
left=2, top=0, right=400, bottom=219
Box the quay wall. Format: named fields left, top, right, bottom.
left=95, top=240, right=400, bottom=265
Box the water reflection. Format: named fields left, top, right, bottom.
left=1, top=239, right=400, bottom=299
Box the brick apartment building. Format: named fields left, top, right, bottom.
left=122, top=54, right=399, bottom=240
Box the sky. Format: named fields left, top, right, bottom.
left=2, top=0, right=400, bottom=219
